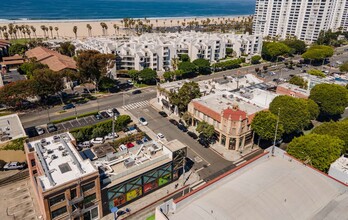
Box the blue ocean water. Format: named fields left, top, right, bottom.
left=1, top=0, right=255, bottom=20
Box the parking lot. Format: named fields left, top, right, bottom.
left=0, top=179, right=40, bottom=220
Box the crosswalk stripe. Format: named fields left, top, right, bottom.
left=122, top=100, right=150, bottom=110
left=191, top=181, right=206, bottom=190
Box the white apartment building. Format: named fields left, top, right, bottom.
left=73, top=32, right=262, bottom=71
left=253, top=0, right=348, bottom=43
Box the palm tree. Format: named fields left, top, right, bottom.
left=31, top=26, right=36, bottom=38
left=73, top=26, right=78, bottom=39
left=113, top=24, right=118, bottom=36
left=40, top=25, right=46, bottom=37
left=49, top=26, right=53, bottom=38
left=3, top=32, right=9, bottom=40
left=55, top=27, right=59, bottom=38
left=27, top=29, right=31, bottom=39
left=86, top=24, right=92, bottom=37
left=155, top=19, right=158, bottom=27
left=104, top=23, right=108, bottom=36
left=100, top=22, right=104, bottom=36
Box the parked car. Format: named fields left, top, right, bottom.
left=268, top=71, right=276, bottom=76
left=198, top=138, right=210, bottom=148
left=158, top=111, right=168, bottom=117
left=112, top=108, right=120, bottom=116
left=106, top=109, right=114, bottom=117
left=127, top=79, right=134, bottom=85
left=104, top=132, right=119, bottom=140
left=157, top=133, right=165, bottom=139
left=142, top=137, right=149, bottom=143
left=187, top=131, right=198, bottom=139
left=136, top=140, right=143, bottom=145
left=78, top=141, right=92, bottom=148
left=47, top=123, right=57, bottom=133
left=132, top=89, right=142, bottom=95
left=126, top=142, right=135, bottom=148
left=177, top=123, right=188, bottom=132
left=99, top=111, right=110, bottom=118
left=169, top=119, right=179, bottom=126
left=90, top=137, right=105, bottom=144
left=139, top=117, right=148, bottom=126
left=35, top=126, right=45, bottom=135
left=3, top=161, right=27, bottom=171
left=63, top=103, right=75, bottom=110
left=119, top=144, right=127, bottom=151
left=94, top=114, right=103, bottom=120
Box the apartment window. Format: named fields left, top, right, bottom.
left=82, top=182, right=95, bottom=193
left=49, top=194, right=65, bottom=207
left=31, top=159, right=36, bottom=167
left=83, top=193, right=97, bottom=209
left=51, top=206, right=67, bottom=219
left=70, top=189, right=77, bottom=199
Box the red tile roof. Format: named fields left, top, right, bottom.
left=193, top=101, right=221, bottom=122
left=222, top=108, right=247, bottom=121
left=25, top=46, right=76, bottom=72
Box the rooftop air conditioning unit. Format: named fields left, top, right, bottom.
left=47, top=149, right=54, bottom=154
left=58, top=146, right=64, bottom=151
left=51, top=154, right=58, bottom=160
left=62, top=151, right=68, bottom=157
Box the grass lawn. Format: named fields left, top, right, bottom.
left=146, top=214, right=155, bottom=220
left=135, top=83, right=148, bottom=88
left=10, top=38, right=29, bottom=45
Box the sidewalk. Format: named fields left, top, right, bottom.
left=101, top=170, right=200, bottom=220
left=149, top=98, right=181, bottom=122
left=210, top=142, right=260, bottom=161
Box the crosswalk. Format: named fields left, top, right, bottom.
left=190, top=179, right=207, bottom=191
left=122, top=100, right=150, bottom=110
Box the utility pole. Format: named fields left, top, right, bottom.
left=112, top=112, right=115, bottom=142
left=182, top=157, right=186, bottom=196
left=272, top=108, right=280, bottom=156
left=74, top=105, right=78, bottom=120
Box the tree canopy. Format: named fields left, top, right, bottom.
left=76, top=50, right=115, bottom=89
left=289, top=76, right=307, bottom=89
left=307, top=69, right=325, bottom=78
left=309, top=84, right=348, bottom=117
left=339, top=61, right=348, bottom=73
left=0, top=80, right=35, bottom=108
left=251, top=55, right=262, bottom=64
left=287, top=134, right=344, bottom=172
left=58, top=41, right=76, bottom=57
left=179, top=54, right=190, bottom=62
left=9, top=43, right=28, bottom=56
left=251, top=111, right=284, bottom=140
left=178, top=61, right=197, bottom=77
left=312, top=120, right=348, bottom=153
left=169, top=81, right=201, bottom=113
left=269, top=95, right=317, bottom=134
left=138, top=68, right=157, bottom=84
left=192, top=58, right=211, bottom=75
left=262, top=42, right=291, bottom=61
left=196, top=121, right=215, bottom=139
left=282, top=38, right=306, bottom=54
left=18, top=59, right=49, bottom=78
left=301, top=45, right=334, bottom=61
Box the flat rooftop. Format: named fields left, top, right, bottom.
left=164, top=149, right=348, bottom=220
left=193, top=91, right=265, bottom=116
left=96, top=140, right=175, bottom=187
left=28, top=133, right=97, bottom=191
left=233, top=88, right=279, bottom=108
left=0, top=114, right=26, bottom=144
left=277, top=83, right=310, bottom=96
left=328, top=154, right=348, bottom=184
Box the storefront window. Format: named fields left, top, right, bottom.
left=221, top=135, right=226, bottom=146
left=229, top=138, right=236, bottom=150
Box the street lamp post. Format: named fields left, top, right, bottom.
left=272, top=108, right=281, bottom=156
left=74, top=105, right=78, bottom=120
left=47, top=107, right=51, bottom=122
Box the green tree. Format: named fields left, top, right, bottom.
left=312, top=120, right=348, bottom=152
left=196, top=121, right=215, bottom=139
left=182, top=112, right=192, bottom=126
left=92, top=127, right=106, bottom=138
left=262, top=42, right=291, bottom=61
left=76, top=50, right=115, bottom=89
left=192, top=58, right=211, bottom=75
left=302, top=45, right=334, bottom=62
left=0, top=80, right=35, bottom=108
left=309, top=84, right=348, bottom=117
left=128, top=69, right=140, bottom=81
left=115, top=115, right=132, bottom=129
left=269, top=96, right=312, bottom=134
left=58, top=41, right=76, bottom=57
left=18, top=59, right=48, bottom=78
left=225, top=48, right=233, bottom=57
left=251, top=111, right=284, bottom=140
left=9, top=43, right=28, bottom=56
left=138, top=68, right=157, bottom=84
left=98, top=76, right=116, bottom=91
left=179, top=54, right=190, bottom=62
left=289, top=76, right=307, bottom=89
left=74, top=131, right=86, bottom=142
left=287, top=134, right=344, bottom=172
left=178, top=61, right=197, bottom=77
left=250, top=55, right=262, bottom=64
left=306, top=99, right=320, bottom=120
left=282, top=39, right=306, bottom=54
left=169, top=81, right=201, bottom=113
left=307, top=69, right=326, bottom=78
left=163, top=71, right=175, bottom=81
left=339, top=61, right=348, bottom=73
left=31, top=68, right=65, bottom=103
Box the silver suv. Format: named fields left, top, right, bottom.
left=3, top=162, right=27, bottom=171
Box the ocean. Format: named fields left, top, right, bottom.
left=1, top=0, right=255, bottom=21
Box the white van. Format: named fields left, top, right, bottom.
left=90, top=137, right=105, bottom=144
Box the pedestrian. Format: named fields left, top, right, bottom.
left=167, top=190, right=169, bottom=194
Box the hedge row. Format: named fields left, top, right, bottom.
left=1, top=137, right=27, bottom=151
left=110, top=132, right=146, bottom=148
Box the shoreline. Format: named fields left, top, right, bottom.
left=0, top=14, right=252, bottom=23
left=0, top=15, right=253, bottom=39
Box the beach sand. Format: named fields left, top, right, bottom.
left=0, top=16, right=251, bottom=39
